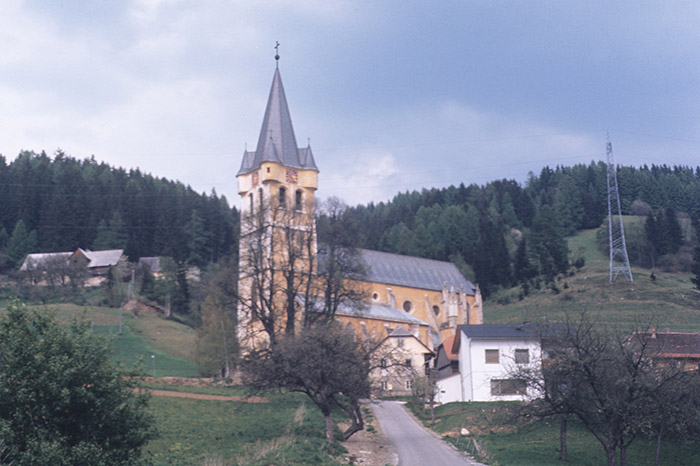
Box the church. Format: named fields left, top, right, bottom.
left=235, top=57, right=483, bottom=390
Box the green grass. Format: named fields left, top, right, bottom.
left=411, top=401, right=700, bottom=466
left=486, top=228, right=700, bottom=331
left=145, top=392, right=346, bottom=466
left=0, top=301, right=200, bottom=377
left=143, top=383, right=249, bottom=397
left=94, top=324, right=199, bottom=377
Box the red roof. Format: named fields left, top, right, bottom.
left=636, top=331, right=700, bottom=359
left=441, top=335, right=458, bottom=361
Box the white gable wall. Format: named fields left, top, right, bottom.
left=462, top=337, right=541, bottom=402
left=435, top=372, right=462, bottom=404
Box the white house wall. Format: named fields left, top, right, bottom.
left=435, top=372, right=462, bottom=404
left=463, top=337, right=541, bottom=402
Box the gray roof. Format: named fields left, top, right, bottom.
left=238, top=67, right=318, bottom=175
left=459, top=323, right=568, bottom=340
left=79, top=249, right=124, bottom=268
left=335, top=301, right=429, bottom=326
left=388, top=326, right=413, bottom=337
left=20, top=252, right=72, bottom=271
left=138, top=257, right=161, bottom=273
left=359, top=249, right=476, bottom=294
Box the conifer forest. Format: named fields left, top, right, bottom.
left=2, top=151, right=700, bottom=297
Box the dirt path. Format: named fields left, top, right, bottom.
left=149, top=389, right=266, bottom=403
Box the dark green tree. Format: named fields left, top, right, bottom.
left=184, top=209, right=211, bottom=267
left=0, top=301, right=155, bottom=465
left=139, top=267, right=157, bottom=301
left=691, top=244, right=700, bottom=291
left=104, top=266, right=124, bottom=308
left=6, top=219, right=37, bottom=268
left=92, top=211, right=128, bottom=251
left=529, top=205, right=568, bottom=280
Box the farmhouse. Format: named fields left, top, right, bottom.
left=632, top=329, right=700, bottom=371
left=20, top=248, right=125, bottom=275
left=436, top=324, right=544, bottom=403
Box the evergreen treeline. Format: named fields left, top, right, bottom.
left=0, top=151, right=238, bottom=270
left=334, top=162, right=700, bottom=296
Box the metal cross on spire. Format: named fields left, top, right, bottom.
left=274, top=41, right=280, bottom=67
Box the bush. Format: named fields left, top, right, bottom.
left=0, top=301, right=156, bottom=465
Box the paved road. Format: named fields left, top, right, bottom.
left=371, top=400, right=485, bottom=466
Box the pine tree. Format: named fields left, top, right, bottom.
left=6, top=219, right=37, bottom=268
left=691, top=245, right=700, bottom=291
left=184, top=209, right=211, bottom=267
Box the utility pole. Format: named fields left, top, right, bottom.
left=606, top=137, right=633, bottom=282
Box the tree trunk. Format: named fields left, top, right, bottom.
left=341, top=399, right=365, bottom=440
left=619, top=443, right=627, bottom=466
left=325, top=414, right=334, bottom=443
left=560, top=414, right=567, bottom=461
left=606, top=448, right=616, bottom=466
left=655, top=429, right=663, bottom=466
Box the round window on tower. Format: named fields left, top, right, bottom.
left=403, top=300, right=413, bottom=313
left=372, top=292, right=380, bottom=301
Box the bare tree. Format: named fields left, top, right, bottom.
left=512, top=314, right=700, bottom=466
left=241, top=323, right=371, bottom=443
left=237, top=196, right=367, bottom=346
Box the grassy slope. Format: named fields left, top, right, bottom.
left=486, top=227, right=700, bottom=330
left=146, top=393, right=345, bottom=466
left=3, top=303, right=199, bottom=377
left=411, top=401, right=700, bottom=466
left=442, top=227, right=700, bottom=464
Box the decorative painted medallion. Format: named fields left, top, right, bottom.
left=286, top=168, right=298, bottom=184
left=252, top=171, right=259, bottom=186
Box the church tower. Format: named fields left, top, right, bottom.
left=237, top=57, right=319, bottom=348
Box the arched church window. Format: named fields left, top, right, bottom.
left=433, top=305, right=440, bottom=316
left=278, top=187, right=286, bottom=208
left=258, top=188, right=263, bottom=210
left=295, top=190, right=303, bottom=211
left=249, top=193, right=254, bottom=213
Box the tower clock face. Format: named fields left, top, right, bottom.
left=286, top=168, right=298, bottom=184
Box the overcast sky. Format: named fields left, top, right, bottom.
left=2, top=1, right=700, bottom=207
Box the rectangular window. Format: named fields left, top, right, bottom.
left=515, top=349, right=530, bottom=364
left=397, top=338, right=405, bottom=348
left=406, top=380, right=413, bottom=390
left=405, top=359, right=412, bottom=367
left=485, top=349, right=499, bottom=364
left=380, top=359, right=387, bottom=368
left=491, top=379, right=527, bottom=396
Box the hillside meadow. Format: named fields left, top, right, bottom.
left=486, top=227, right=700, bottom=331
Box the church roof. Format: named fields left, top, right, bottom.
left=238, top=67, right=318, bottom=175
left=359, top=249, right=477, bottom=295
left=335, top=301, right=429, bottom=326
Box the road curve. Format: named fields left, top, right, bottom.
left=371, top=400, right=485, bottom=466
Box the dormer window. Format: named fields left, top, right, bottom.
left=278, top=187, right=286, bottom=208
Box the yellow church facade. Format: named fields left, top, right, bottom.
left=236, top=61, right=483, bottom=358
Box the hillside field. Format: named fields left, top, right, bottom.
left=486, top=227, right=700, bottom=331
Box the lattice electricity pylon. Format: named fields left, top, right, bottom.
left=606, top=138, right=633, bottom=282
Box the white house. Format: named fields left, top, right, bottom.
left=435, top=324, right=545, bottom=403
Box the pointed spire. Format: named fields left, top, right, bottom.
left=237, top=64, right=318, bottom=175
